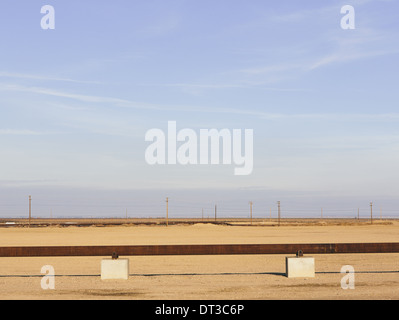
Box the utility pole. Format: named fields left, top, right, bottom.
left=370, top=202, right=373, bottom=224
left=29, top=195, right=31, bottom=228
left=358, top=208, right=360, bottom=220
left=215, top=205, right=217, bottom=222
left=166, top=197, right=169, bottom=227
left=277, top=201, right=281, bottom=227
left=249, top=201, right=253, bottom=225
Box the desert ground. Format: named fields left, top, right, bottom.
left=0, top=219, right=398, bottom=300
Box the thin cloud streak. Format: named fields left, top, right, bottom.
left=0, top=129, right=44, bottom=136
left=1, top=83, right=399, bottom=122
left=0, top=72, right=101, bottom=84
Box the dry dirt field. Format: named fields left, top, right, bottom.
left=0, top=220, right=398, bottom=300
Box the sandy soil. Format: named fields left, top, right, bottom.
left=0, top=221, right=398, bottom=300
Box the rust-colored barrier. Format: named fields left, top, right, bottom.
left=0, top=243, right=398, bottom=258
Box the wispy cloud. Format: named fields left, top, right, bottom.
left=237, top=38, right=398, bottom=82
left=240, top=63, right=305, bottom=75
left=0, top=83, right=135, bottom=105
left=148, top=82, right=307, bottom=94
left=0, top=72, right=100, bottom=84
left=163, top=83, right=248, bottom=89
left=0, top=129, right=44, bottom=135
left=2, top=82, right=399, bottom=122
left=309, top=49, right=399, bottom=70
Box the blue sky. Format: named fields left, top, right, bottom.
left=0, top=0, right=398, bottom=218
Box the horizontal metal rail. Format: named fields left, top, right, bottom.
left=0, top=243, right=398, bottom=258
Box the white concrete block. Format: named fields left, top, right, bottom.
left=101, top=259, right=129, bottom=280
left=285, top=257, right=315, bottom=278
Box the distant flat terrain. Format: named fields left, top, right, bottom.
left=0, top=217, right=395, bottom=227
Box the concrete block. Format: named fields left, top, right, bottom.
left=285, top=257, right=315, bottom=278
left=101, top=259, right=129, bottom=280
